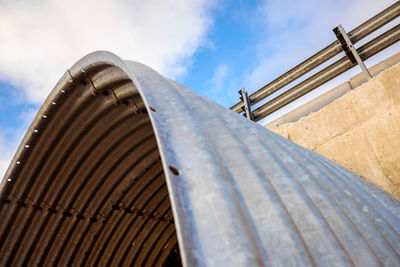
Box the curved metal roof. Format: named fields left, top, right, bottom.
left=1, top=51, right=400, bottom=266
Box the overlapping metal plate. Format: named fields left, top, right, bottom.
left=1, top=51, right=399, bottom=266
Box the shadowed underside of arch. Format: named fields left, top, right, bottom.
left=1, top=51, right=400, bottom=266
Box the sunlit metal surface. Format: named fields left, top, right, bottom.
left=1, top=51, right=399, bottom=266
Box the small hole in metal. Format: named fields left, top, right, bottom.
left=48, top=208, right=57, bottom=214
left=124, top=208, right=132, bottom=213
left=150, top=107, right=157, bottom=112
left=62, top=211, right=72, bottom=217
left=169, top=165, right=180, bottom=175
left=33, top=205, right=43, bottom=210
left=17, top=200, right=27, bottom=207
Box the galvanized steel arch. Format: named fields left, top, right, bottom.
left=1, top=51, right=400, bottom=266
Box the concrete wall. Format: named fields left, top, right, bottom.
left=267, top=52, right=400, bottom=128
left=267, top=62, right=400, bottom=199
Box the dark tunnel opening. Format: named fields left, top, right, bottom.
left=0, top=65, right=182, bottom=266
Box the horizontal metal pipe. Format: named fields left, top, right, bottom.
left=230, top=1, right=400, bottom=113
left=252, top=24, right=400, bottom=122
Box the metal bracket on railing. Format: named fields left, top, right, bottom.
left=239, top=88, right=254, bottom=121
left=333, top=24, right=372, bottom=80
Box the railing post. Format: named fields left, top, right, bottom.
left=333, top=24, right=372, bottom=80
left=239, top=88, right=254, bottom=121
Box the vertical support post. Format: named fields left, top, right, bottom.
left=239, top=88, right=254, bottom=121
left=333, top=24, right=372, bottom=80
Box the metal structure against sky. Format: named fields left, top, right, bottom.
left=230, top=1, right=400, bottom=122
left=1, top=51, right=400, bottom=266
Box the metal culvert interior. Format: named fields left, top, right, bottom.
left=0, top=61, right=181, bottom=266
left=2, top=52, right=400, bottom=267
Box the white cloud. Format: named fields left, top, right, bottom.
left=0, top=0, right=215, bottom=104
left=245, top=0, right=398, bottom=92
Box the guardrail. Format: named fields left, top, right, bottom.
left=230, top=1, right=400, bottom=122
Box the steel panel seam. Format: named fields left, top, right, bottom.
left=1, top=51, right=400, bottom=266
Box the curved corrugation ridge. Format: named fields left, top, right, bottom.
left=131, top=58, right=400, bottom=265
left=249, top=125, right=400, bottom=261
left=112, top=198, right=173, bottom=266
left=304, top=155, right=400, bottom=254
left=297, top=146, right=400, bottom=236
left=1, top=91, right=151, bottom=264
left=172, top=84, right=314, bottom=266
left=28, top=91, right=115, bottom=200
left=259, top=138, right=392, bottom=264
left=0, top=52, right=179, bottom=266
left=1, top=51, right=400, bottom=266
left=269, top=127, right=400, bottom=222
left=176, top=82, right=354, bottom=265
left=0, top=70, right=73, bottom=196
left=125, top=61, right=272, bottom=266
left=45, top=113, right=149, bottom=207
left=3, top=124, right=152, bottom=265
left=6, top=81, right=96, bottom=198
left=0, top=90, right=103, bottom=256
left=276, top=134, right=400, bottom=233
left=275, top=139, right=400, bottom=264
left=93, top=170, right=167, bottom=264
left=32, top=93, right=133, bottom=197
left=103, top=170, right=166, bottom=265
left=68, top=132, right=156, bottom=212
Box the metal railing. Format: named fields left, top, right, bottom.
left=230, top=1, right=400, bottom=122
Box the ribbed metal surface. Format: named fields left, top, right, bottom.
left=1, top=51, right=400, bottom=266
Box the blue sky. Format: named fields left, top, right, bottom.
left=0, top=0, right=399, bottom=177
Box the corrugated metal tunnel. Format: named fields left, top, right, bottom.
left=0, top=53, right=180, bottom=266
left=1, top=51, right=400, bottom=266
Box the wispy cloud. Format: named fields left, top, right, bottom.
left=209, top=63, right=229, bottom=93
left=0, top=0, right=216, bottom=104
left=244, top=0, right=398, bottom=92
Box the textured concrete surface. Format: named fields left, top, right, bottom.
left=267, top=52, right=400, bottom=128
left=267, top=61, right=400, bottom=199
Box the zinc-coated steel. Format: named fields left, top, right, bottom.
left=230, top=1, right=400, bottom=115
left=1, top=51, right=400, bottom=266
left=252, top=23, right=400, bottom=121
